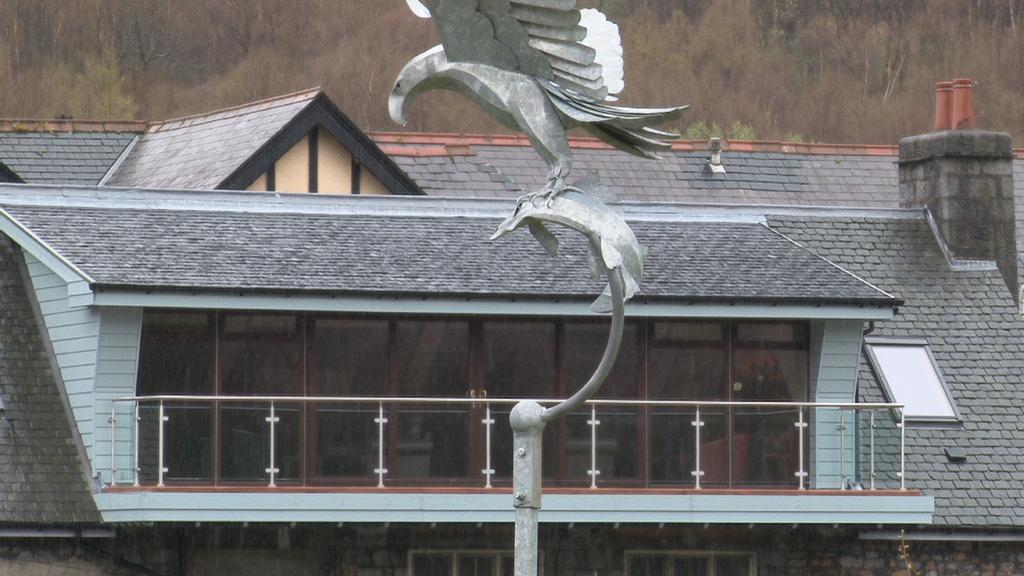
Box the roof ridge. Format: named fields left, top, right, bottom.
left=147, top=87, right=322, bottom=132
left=375, top=131, right=1024, bottom=157
left=0, top=119, right=147, bottom=133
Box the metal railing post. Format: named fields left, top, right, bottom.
left=265, top=401, right=280, bottom=488
left=691, top=407, right=704, bottom=490
left=157, top=400, right=167, bottom=488
left=374, top=402, right=388, bottom=487
left=869, top=410, right=876, bottom=490
left=899, top=410, right=906, bottom=490
left=482, top=403, right=495, bottom=488
left=587, top=405, right=601, bottom=488
left=109, top=404, right=117, bottom=486
left=133, top=402, right=140, bottom=487
left=838, top=409, right=846, bottom=490
left=794, top=407, right=807, bottom=490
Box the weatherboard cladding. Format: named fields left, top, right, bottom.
left=768, top=215, right=1024, bottom=528
left=0, top=132, right=136, bottom=185
left=0, top=238, right=99, bottom=524
left=0, top=203, right=892, bottom=305
left=104, top=91, right=318, bottom=190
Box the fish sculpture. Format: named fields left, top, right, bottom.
left=491, top=187, right=645, bottom=313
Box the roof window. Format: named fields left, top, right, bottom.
left=864, top=337, right=959, bottom=423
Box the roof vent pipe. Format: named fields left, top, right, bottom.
left=706, top=137, right=726, bottom=174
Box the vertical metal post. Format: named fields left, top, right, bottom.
left=265, top=401, right=280, bottom=488
left=374, top=402, right=388, bottom=487
left=838, top=409, right=846, bottom=490
left=691, top=407, right=704, bottom=490
left=869, top=411, right=876, bottom=490
left=511, top=401, right=544, bottom=576
left=133, top=402, right=141, bottom=487
left=899, top=410, right=906, bottom=491
left=794, top=408, right=807, bottom=490
left=587, top=405, right=600, bottom=488
left=109, top=404, right=118, bottom=486
left=482, top=403, right=495, bottom=488
left=157, top=400, right=167, bottom=488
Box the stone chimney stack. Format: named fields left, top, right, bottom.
left=899, top=79, right=1018, bottom=300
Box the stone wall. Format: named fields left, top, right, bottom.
left=2, top=525, right=1022, bottom=576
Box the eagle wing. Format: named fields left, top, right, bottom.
left=406, top=0, right=624, bottom=101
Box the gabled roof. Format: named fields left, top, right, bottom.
left=771, top=214, right=1024, bottom=528
left=0, top=237, right=100, bottom=524
left=0, top=90, right=421, bottom=195
left=103, top=88, right=421, bottom=195
left=0, top=123, right=141, bottom=185
left=0, top=184, right=896, bottom=308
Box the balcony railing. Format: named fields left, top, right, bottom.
left=106, top=396, right=906, bottom=492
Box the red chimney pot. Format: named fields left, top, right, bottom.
left=951, top=78, right=976, bottom=129
left=935, top=81, right=954, bottom=130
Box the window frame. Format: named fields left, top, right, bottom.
left=863, top=336, right=962, bottom=425
left=408, top=550, right=537, bottom=576
left=624, top=550, right=757, bottom=576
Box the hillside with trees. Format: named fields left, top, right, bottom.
left=1, top=0, right=1022, bottom=144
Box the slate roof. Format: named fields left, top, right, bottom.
left=0, top=130, right=138, bottom=185
left=379, top=133, right=1024, bottom=274
left=0, top=237, right=100, bottom=524
left=769, top=214, right=1024, bottom=528
left=0, top=187, right=894, bottom=307
left=104, top=89, right=321, bottom=190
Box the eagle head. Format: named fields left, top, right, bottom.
left=389, top=45, right=446, bottom=127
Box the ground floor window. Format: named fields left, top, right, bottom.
left=626, top=552, right=755, bottom=576
left=410, top=551, right=521, bottom=576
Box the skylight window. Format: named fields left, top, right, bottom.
left=864, top=337, right=960, bottom=423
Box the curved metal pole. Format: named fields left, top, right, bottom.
left=512, top=265, right=627, bottom=576
left=543, top=267, right=626, bottom=422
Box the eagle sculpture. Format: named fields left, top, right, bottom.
left=390, top=0, right=688, bottom=198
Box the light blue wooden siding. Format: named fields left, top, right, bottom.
left=95, top=491, right=933, bottom=525
left=812, top=319, right=864, bottom=489
left=93, top=308, right=143, bottom=484
left=23, top=253, right=101, bottom=459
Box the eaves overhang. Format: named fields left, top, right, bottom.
left=95, top=490, right=933, bottom=525
left=0, top=207, right=94, bottom=286
left=89, top=285, right=897, bottom=320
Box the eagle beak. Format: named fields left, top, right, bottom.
left=388, top=91, right=408, bottom=127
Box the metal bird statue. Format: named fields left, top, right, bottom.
left=390, top=0, right=688, bottom=200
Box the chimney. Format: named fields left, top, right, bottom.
left=900, top=78, right=1018, bottom=299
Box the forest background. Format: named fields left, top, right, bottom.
left=1, top=0, right=1023, bottom=144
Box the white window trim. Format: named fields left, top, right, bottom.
left=864, top=336, right=962, bottom=425
left=625, top=550, right=757, bottom=576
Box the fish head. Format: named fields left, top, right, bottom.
left=490, top=196, right=541, bottom=241
left=390, top=46, right=445, bottom=127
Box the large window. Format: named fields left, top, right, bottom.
left=136, top=311, right=808, bottom=488
left=410, top=551, right=521, bottom=576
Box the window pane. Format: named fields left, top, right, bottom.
left=313, top=317, right=387, bottom=396
left=715, top=556, right=752, bottom=576
left=870, top=344, right=955, bottom=419
left=138, top=311, right=214, bottom=394
left=412, top=555, right=451, bottom=576
left=649, top=321, right=727, bottom=400
left=674, top=557, right=708, bottom=576
left=393, top=320, right=470, bottom=481
left=565, top=321, right=640, bottom=484
left=220, top=313, right=301, bottom=395
left=311, top=318, right=387, bottom=480
left=485, top=320, right=558, bottom=480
